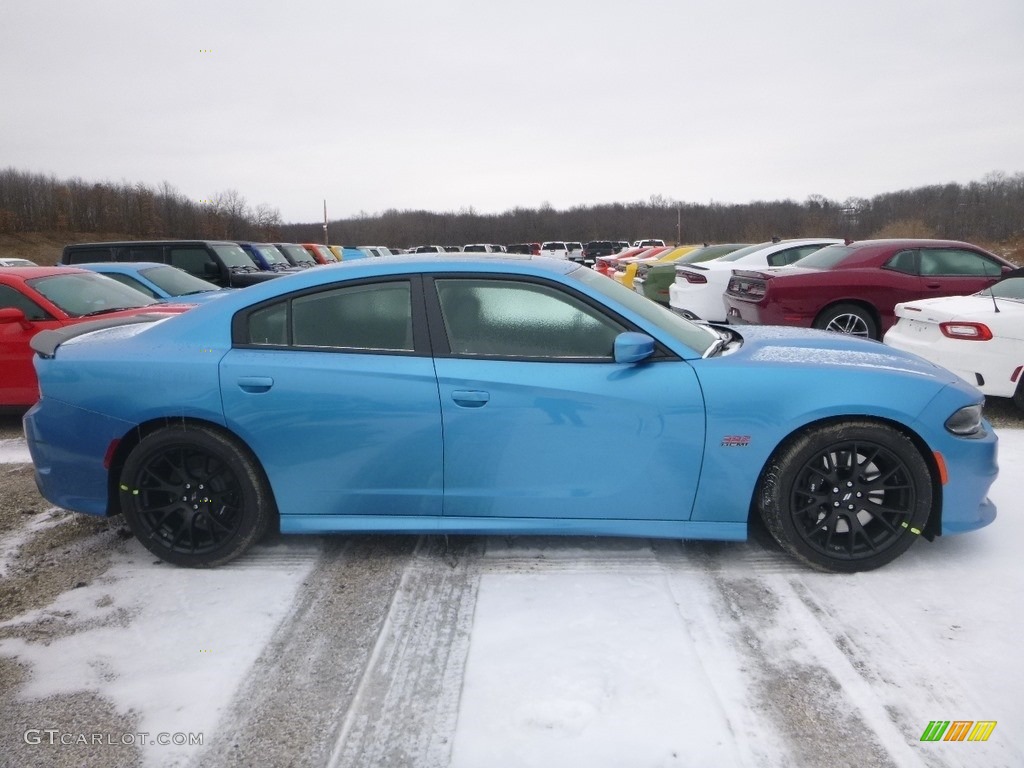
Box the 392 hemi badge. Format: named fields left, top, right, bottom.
left=721, top=435, right=751, bottom=447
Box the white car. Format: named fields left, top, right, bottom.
left=668, top=238, right=842, bottom=322
left=884, top=275, right=1024, bottom=408
left=0, top=257, right=37, bottom=267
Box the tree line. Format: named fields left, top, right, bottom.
left=0, top=168, right=282, bottom=241
left=2, top=166, right=1022, bottom=249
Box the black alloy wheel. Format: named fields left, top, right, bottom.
left=120, top=425, right=272, bottom=567
left=759, top=421, right=931, bottom=572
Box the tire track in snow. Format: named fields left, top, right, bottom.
left=191, top=535, right=418, bottom=768
left=326, top=536, right=482, bottom=768
left=656, top=539, right=916, bottom=768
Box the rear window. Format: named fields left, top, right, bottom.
left=717, top=242, right=773, bottom=263
left=790, top=245, right=856, bottom=269
left=988, top=277, right=1024, bottom=300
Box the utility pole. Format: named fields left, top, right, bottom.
left=677, top=204, right=681, bottom=245
left=322, top=200, right=329, bottom=246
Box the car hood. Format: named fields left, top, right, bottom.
left=724, top=324, right=959, bottom=382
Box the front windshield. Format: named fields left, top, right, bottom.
left=277, top=244, right=316, bottom=265
left=571, top=266, right=717, bottom=355
left=29, top=272, right=158, bottom=317
left=312, top=245, right=338, bottom=261
left=988, top=277, right=1024, bottom=300
left=139, top=266, right=219, bottom=296
left=254, top=245, right=288, bottom=265
left=212, top=244, right=259, bottom=269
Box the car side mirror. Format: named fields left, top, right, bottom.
left=613, top=332, right=655, bottom=364
left=0, top=307, right=29, bottom=327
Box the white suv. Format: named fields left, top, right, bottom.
left=540, top=241, right=571, bottom=259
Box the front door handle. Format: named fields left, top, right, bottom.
left=451, top=390, right=490, bottom=407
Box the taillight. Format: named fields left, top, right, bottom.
left=679, top=271, right=707, bottom=284
left=727, top=277, right=765, bottom=298
left=939, top=322, right=993, bottom=341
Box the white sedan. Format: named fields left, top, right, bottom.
left=884, top=275, right=1024, bottom=408
left=668, top=238, right=841, bottom=322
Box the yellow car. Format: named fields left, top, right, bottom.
left=613, top=245, right=698, bottom=289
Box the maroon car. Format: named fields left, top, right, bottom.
left=723, top=239, right=1015, bottom=340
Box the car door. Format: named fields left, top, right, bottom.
left=918, top=247, right=1008, bottom=297
left=0, top=284, right=63, bottom=407
left=219, top=278, right=444, bottom=521
left=428, top=275, right=706, bottom=521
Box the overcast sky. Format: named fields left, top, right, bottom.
left=3, top=0, right=1023, bottom=224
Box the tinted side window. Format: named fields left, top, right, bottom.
left=920, top=248, right=1002, bottom=276
left=0, top=284, right=52, bottom=320
left=292, top=282, right=412, bottom=350
left=248, top=303, right=288, bottom=345
left=884, top=250, right=917, bottom=274
left=65, top=247, right=114, bottom=264
left=116, top=245, right=162, bottom=262
left=435, top=278, right=624, bottom=359
left=169, top=247, right=217, bottom=278
left=243, top=281, right=413, bottom=351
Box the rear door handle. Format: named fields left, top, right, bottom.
left=452, top=390, right=490, bottom=407
left=237, top=376, right=274, bottom=393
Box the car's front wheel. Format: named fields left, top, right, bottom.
left=119, top=424, right=273, bottom=567
left=758, top=421, right=932, bottom=572
left=814, top=303, right=878, bottom=339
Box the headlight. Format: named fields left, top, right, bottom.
left=944, top=404, right=986, bottom=438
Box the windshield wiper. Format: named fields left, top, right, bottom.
left=80, top=306, right=147, bottom=317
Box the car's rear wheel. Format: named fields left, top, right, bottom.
left=119, top=425, right=272, bottom=567
left=814, top=303, right=878, bottom=339
left=758, top=421, right=931, bottom=572
left=1013, top=378, right=1024, bottom=413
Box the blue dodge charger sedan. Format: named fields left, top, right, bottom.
left=23, top=256, right=998, bottom=571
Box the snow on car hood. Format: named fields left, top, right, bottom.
left=726, top=324, right=956, bottom=380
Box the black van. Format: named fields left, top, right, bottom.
left=60, top=240, right=282, bottom=288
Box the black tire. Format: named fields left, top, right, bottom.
left=1014, top=379, right=1024, bottom=413
left=814, top=303, right=878, bottom=339
left=119, top=424, right=273, bottom=567
left=758, top=421, right=931, bottom=572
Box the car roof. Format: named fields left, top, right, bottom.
left=79, top=261, right=167, bottom=270
left=0, top=265, right=90, bottom=282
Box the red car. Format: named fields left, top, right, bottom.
left=1, top=267, right=192, bottom=409
left=723, top=239, right=1015, bottom=340
left=594, top=247, right=648, bottom=276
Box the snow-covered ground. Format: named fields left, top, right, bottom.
left=1, top=431, right=1021, bottom=767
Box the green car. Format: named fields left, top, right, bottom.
left=633, top=244, right=749, bottom=304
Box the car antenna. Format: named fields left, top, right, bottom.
left=981, top=258, right=1001, bottom=313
